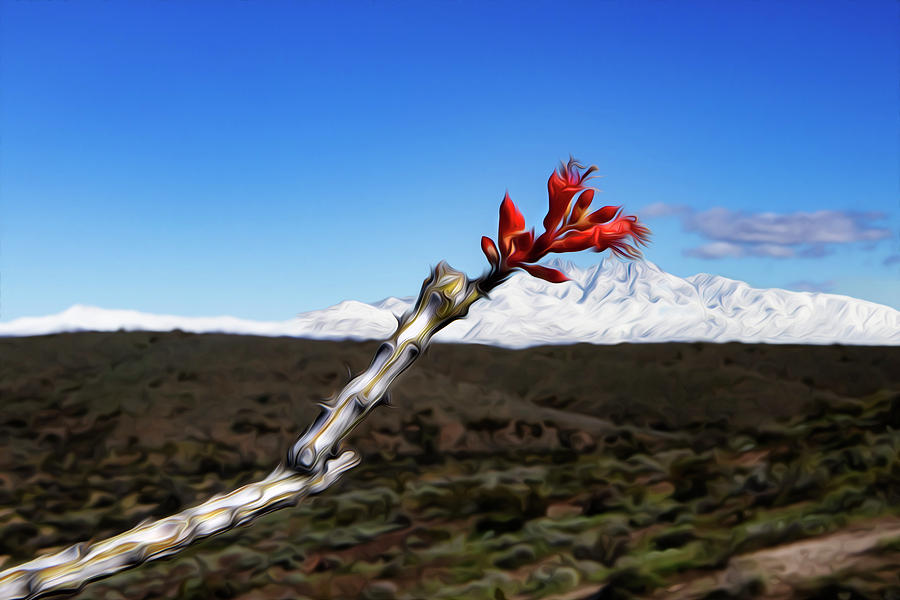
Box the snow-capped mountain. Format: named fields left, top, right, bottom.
left=1, top=258, right=897, bottom=347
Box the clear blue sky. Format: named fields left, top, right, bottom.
left=1, top=0, right=897, bottom=321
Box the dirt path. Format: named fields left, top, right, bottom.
left=544, top=517, right=900, bottom=600
left=665, top=516, right=900, bottom=599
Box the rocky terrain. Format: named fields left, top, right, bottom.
left=1, top=332, right=898, bottom=599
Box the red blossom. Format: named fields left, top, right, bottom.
left=481, top=158, right=651, bottom=283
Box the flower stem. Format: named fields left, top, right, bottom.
left=287, top=261, right=498, bottom=472
left=0, top=261, right=506, bottom=600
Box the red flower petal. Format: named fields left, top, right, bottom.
left=543, top=176, right=586, bottom=234
left=543, top=159, right=602, bottom=235
left=543, top=170, right=571, bottom=233
left=508, top=229, right=535, bottom=261
left=587, top=205, right=620, bottom=224
left=548, top=230, right=596, bottom=253
left=498, top=192, right=526, bottom=257
left=518, top=263, right=570, bottom=283
left=589, top=216, right=650, bottom=258
left=481, top=236, right=500, bottom=268
left=570, top=189, right=595, bottom=224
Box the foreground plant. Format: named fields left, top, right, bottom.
left=0, top=158, right=649, bottom=600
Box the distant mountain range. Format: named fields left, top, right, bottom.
left=2, top=258, right=897, bottom=346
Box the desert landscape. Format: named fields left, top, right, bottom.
left=1, top=332, right=898, bottom=599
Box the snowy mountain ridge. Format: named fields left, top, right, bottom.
left=1, top=258, right=897, bottom=347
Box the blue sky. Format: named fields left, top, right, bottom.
left=1, top=0, right=897, bottom=321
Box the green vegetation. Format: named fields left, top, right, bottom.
left=1, top=333, right=898, bottom=598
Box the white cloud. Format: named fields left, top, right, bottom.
left=654, top=205, right=892, bottom=260
left=685, top=208, right=890, bottom=246
left=683, top=242, right=745, bottom=259
left=750, top=244, right=795, bottom=258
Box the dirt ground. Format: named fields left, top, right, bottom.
left=1, top=332, right=898, bottom=599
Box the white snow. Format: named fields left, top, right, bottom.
left=2, top=257, right=897, bottom=347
